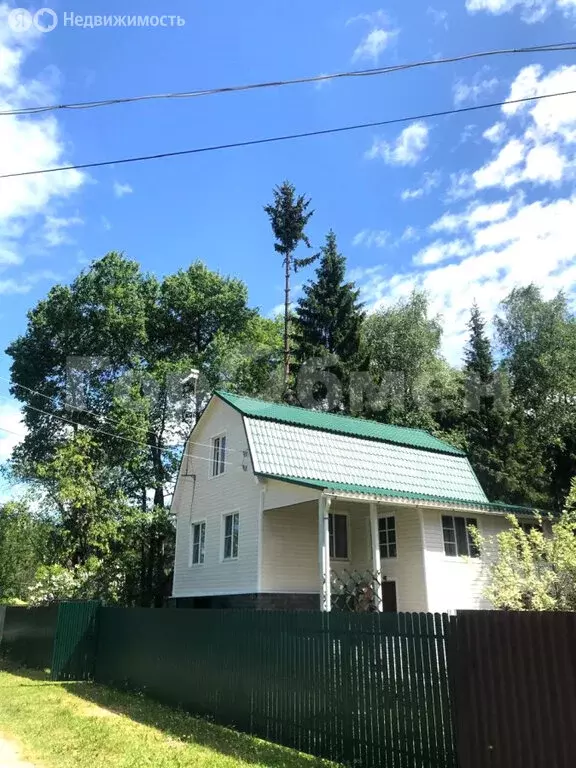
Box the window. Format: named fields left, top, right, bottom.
left=223, top=512, right=239, bottom=560
left=329, top=513, right=349, bottom=559
left=211, top=435, right=226, bottom=476
left=442, top=516, right=479, bottom=558
left=190, top=521, right=206, bottom=565
left=379, top=516, right=397, bottom=559
left=521, top=521, right=543, bottom=535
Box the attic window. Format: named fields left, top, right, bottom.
left=211, top=435, right=226, bottom=476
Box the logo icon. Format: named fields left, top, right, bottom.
left=34, top=7, right=58, bottom=32
left=7, top=7, right=33, bottom=31
left=7, top=7, right=58, bottom=33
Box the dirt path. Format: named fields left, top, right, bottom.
left=0, top=736, right=39, bottom=768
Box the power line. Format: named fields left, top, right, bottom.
left=1, top=88, right=575, bottom=181
left=0, top=374, right=244, bottom=455
left=0, top=394, right=237, bottom=469
left=0, top=424, right=25, bottom=439
left=1, top=42, right=574, bottom=118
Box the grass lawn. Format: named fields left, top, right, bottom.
left=0, top=665, right=339, bottom=768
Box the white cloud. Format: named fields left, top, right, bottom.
left=101, top=216, right=112, bottom=231
left=401, top=170, right=441, bottom=200
left=43, top=215, right=83, bottom=246
left=413, top=239, right=470, bottom=266
left=355, top=62, right=576, bottom=364
left=453, top=71, right=498, bottom=106
left=483, top=122, right=507, bottom=143
left=367, top=122, right=429, bottom=166
left=0, top=401, right=25, bottom=462
left=0, top=4, right=85, bottom=277
left=465, top=0, right=574, bottom=22
left=427, top=7, right=449, bottom=26
left=113, top=181, right=133, bottom=198
left=352, top=229, right=389, bottom=248
left=348, top=10, right=398, bottom=63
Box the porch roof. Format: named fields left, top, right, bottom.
left=258, top=473, right=538, bottom=517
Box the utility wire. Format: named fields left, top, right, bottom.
left=0, top=394, right=237, bottom=469
left=1, top=88, right=575, bottom=181
left=0, top=375, right=244, bottom=455
left=0, top=42, right=574, bottom=118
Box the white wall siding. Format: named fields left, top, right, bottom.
left=422, top=509, right=510, bottom=612
left=261, top=501, right=319, bottom=593
left=260, top=496, right=427, bottom=612
left=263, top=479, right=321, bottom=510
left=172, top=398, right=262, bottom=597
left=376, top=505, right=428, bottom=613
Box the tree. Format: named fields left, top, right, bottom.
left=463, top=303, right=508, bottom=500
left=294, top=230, right=365, bottom=410
left=0, top=502, right=53, bottom=601
left=495, top=285, right=576, bottom=509
left=479, top=479, right=576, bottom=611
left=264, top=182, right=316, bottom=392
left=5, top=252, right=258, bottom=605
left=361, top=291, right=444, bottom=427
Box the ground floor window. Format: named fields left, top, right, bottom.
left=223, top=512, right=239, bottom=560
left=190, top=521, right=206, bottom=565
left=329, top=513, right=349, bottom=559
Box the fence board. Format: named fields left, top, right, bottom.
left=449, top=610, right=576, bottom=768
left=93, top=608, right=454, bottom=768
left=0, top=605, right=59, bottom=669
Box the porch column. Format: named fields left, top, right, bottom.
left=318, top=495, right=332, bottom=612
left=370, top=502, right=384, bottom=612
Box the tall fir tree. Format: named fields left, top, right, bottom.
left=463, top=303, right=505, bottom=499
left=294, top=230, right=365, bottom=410
left=264, top=182, right=316, bottom=395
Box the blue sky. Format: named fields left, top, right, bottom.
left=1, top=0, right=576, bottom=467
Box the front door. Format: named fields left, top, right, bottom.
left=382, top=580, right=397, bottom=612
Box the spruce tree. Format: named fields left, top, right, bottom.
left=464, top=303, right=507, bottom=500
left=294, top=230, right=365, bottom=410
left=264, top=182, right=316, bottom=394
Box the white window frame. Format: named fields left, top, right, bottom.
left=329, top=511, right=350, bottom=561
left=210, top=433, right=227, bottom=478
left=222, top=511, right=240, bottom=561
left=441, top=514, right=480, bottom=559
left=189, top=520, right=206, bottom=567
left=378, top=513, right=397, bottom=559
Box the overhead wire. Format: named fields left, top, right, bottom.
left=0, top=394, right=239, bottom=469
left=0, top=374, right=244, bottom=455
left=1, top=88, right=575, bottom=180
left=0, top=41, right=574, bottom=118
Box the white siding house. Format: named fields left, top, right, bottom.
left=171, top=391, right=536, bottom=612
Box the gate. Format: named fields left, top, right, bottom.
left=448, top=611, right=576, bottom=768
left=51, top=600, right=100, bottom=681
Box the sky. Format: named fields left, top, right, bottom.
left=1, top=0, right=576, bottom=470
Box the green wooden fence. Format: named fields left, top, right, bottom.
left=51, top=600, right=100, bottom=681
left=0, top=604, right=59, bottom=669
left=94, top=608, right=456, bottom=768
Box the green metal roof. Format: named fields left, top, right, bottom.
left=215, top=390, right=464, bottom=456
left=258, top=473, right=538, bottom=516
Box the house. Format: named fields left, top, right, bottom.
left=171, top=390, right=536, bottom=613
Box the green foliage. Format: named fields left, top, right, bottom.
left=294, top=231, right=366, bottom=410
left=264, top=181, right=316, bottom=391
left=5, top=252, right=260, bottom=606
left=361, top=291, right=444, bottom=426
left=0, top=502, right=53, bottom=601
left=481, top=482, right=576, bottom=610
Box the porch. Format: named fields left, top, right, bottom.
left=260, top=491, right=427, bottom=613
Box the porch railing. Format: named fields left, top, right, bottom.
left=330, top=568, right=386, bottom=612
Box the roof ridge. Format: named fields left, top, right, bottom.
left=214, top=389, right=465, bottom=456
left=215, top=389, right=434, bottom=437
